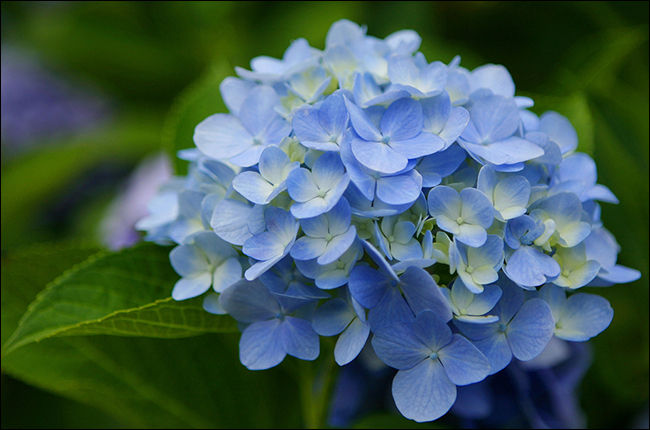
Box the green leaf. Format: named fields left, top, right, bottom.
left=2, top=243, right=236, bottom=356
left=162, top=62, right=231, bottom=175
left=1, top=241, right=100, bottom=347
left=1, top=243, right=302, bottom=428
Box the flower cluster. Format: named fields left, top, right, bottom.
left=137, top=20, right=640, bottom=422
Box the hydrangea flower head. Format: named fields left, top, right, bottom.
left=138, top=19, right=640, bottom=423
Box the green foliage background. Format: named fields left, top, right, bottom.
left=1, top=1, right=648, bottom=428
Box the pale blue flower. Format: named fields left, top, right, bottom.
left=235, top=38, right=321, bottom=83
left=290, top=198, right=357, bottom=265
left=477, top=165, right=531, bottom=221
left=387, top=53, right=447, bottom=98
left=373, top=215, right=422, bottom=261
left=242, top=207, right=299, bottom=280
left=538, top=111, right=578, bottom=155
left=348, top=263, right=452, bottom=329
left=583, top=225, right=641, bottom=285
left=372, top=311, right=490, bottom=422
left=450, top=235, right=504, bottom=294
left=170, top=231, right=242, bottom=300
left=503, top=215, right=560, bottom=288
left=312, top=291, right=370, bottom=365
left=295, top=240, right=363, bottom=289
left=427, top=185, right=494, bottom=247
left=538, top=284, right=613, bottom=342
left=442, top=279, right=502, bottom=324
left=292, top=91, right=349, bottom=152
left=232, top=146, right=299, bottom=204
left=220, top=279, right=320, bottom=370
left=551, top=243, right=601, bottom=290
left=549, top=153, right=619, bottom=204
left=286, top=151, right=350, bottom=218
left=194, top=86, right=291, bottom=167
left=416, top=144, right=466, bottom=188
left=459, top=94, right=544, bottom=168
left=210, top=198, right=266, bottom=246
left=344, top=96, right=445, bottom=174
left=339, top=136, right=423, bottom=206
left=455, top=283, right=555, bottom=374
left=528, top=192, right=592, bottom=249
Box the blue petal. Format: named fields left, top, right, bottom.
left=507, top=298, right=554, bottom=361
left=392, top=359, right=457, bottom=422
left=240, top=319, right=287, bottom=370
left=375, top=169, right=423, bottom=206
left=312, top=298, right=354, bottom=336
left=555, top=293, right=613, bottom=342
left=417, top=145, right=466, bottom=188
left=170, top=244, right=210, bottom=277
left=493, top=176, right=531, bottom=220
left=220, top=280, right=280, bottom=322
left=420, top=93, right=450, bottom=134
left=319, top=226, right=357, bottom=265
left=438, top=334, right=490, bottom=385
left=348, top=265, right=391, bottom=309
left=494, top=280, right=525, bottom=323
left=171, top=274, right=212, bottom=301
left=212, top=257, right=243, bottom=293
left=238, top=86, right=282, bottom=136
left=319, top=92, right=349, bottom=138
left=462, top=95, right=519, bottom=142
left=232, top=171, right=274, bottom=204
left=219, top=76, right=255, bottom=115
left=427, top=185, right=461, bottom=219
left=380, top=98, right=423, bottom=141
left=259, top=145, right=293, bottom=184
left=194, top=114, right=251, bottom=160
left=311, top=151, right=347, bottom=190
left=539, top=111, right=578, bottom=154
left=462, top=137, right=544, bottom=165
left=504, top=245, right=560, bottom=288
left=243, top=231, right=284, bottom=261
left=410, top=310, right=453, bottom=352
left=350, top=136, right=408, bottom=174
left=202, top=292, right=226, bottom=315
left=371, top=320, right=430, bottom=369
left=290, top=236, right=328, bottom=260
left=334, top=318, right=370, bottom=365
left=465, top=284, right=502, bottom=316
left=368, top=287, right=415, bottom=330
left=389, top=132, right=445, bottom=159
left=210, top=199, right=265, bottom=246
left=472, top=332, right=512, bottom=375
left=362, top=239, right=399, bottom=280
left=343, top=96, right=382, bottom=141
left=280, top=316, right=320, bottom=360
left=293, top=106, right=339, bottom=151
left=470, top=64, right=515, bottom=97
left=400, top=267, right=453, bottom=321
left=287, top=168, right=319, bottom=202
left=439, top=107, right=470, bottom=146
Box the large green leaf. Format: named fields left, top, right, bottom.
left=2, top=243, right=236, bottom=356
left=1, top=241, right=100, bottom=348
left=1, top=242, right=302, bottom=428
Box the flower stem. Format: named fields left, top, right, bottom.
left=299, top=338, right=338, bottom=429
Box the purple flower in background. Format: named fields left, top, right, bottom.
left=1, top=46, right=109, bottom=151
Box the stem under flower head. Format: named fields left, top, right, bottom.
left=298, top=337, right=338, bottom=429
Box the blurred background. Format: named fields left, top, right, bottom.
left=1, top=1, right=648, bottom=428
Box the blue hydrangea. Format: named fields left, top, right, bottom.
left=138, top=19, right=641, bottom=423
